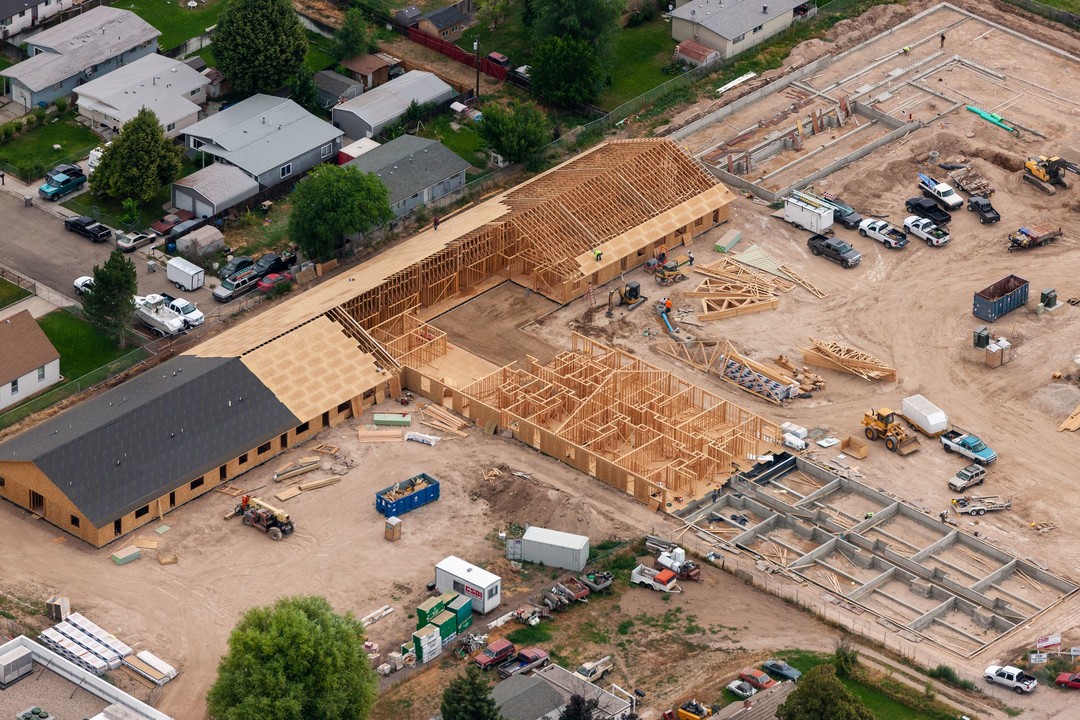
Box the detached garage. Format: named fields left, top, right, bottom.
left=172, top=163, right=259, bottom=218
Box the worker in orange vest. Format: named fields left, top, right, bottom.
left=663, top=298, right=673, bottom=314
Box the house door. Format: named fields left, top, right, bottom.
left=29, top=491, right=44, bottom=515
left=169, top=491, right=176, bottom=508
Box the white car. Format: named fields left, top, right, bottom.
left=160, top=293, right=204, bottom=327
left=727, top=679, right=757, bottom=700
left=73, top=276, right=94, bottom=296
left=116, top=231, right=155, bottom=252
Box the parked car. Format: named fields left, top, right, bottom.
left=967, top=196, right=1000, bottom=224
left=739, top=668, right=777, bottom=690
left=256, top=272, right=294, bottom=293
left=905, top=197, right=952, bottom=226
left=726, top=679, right=757, bottom=700
left=1055, top=672, right=1080, bottom=689
left=159, top=293, right=205, bottom=327
left=573, top=656, right=612, bottom=683
left=116, top=231, right=155, bottom=252
left=73, top=276, right=94, bottom=296
left=150, top=210, right=194, bottom=236
left=218, top=256, right=253, bottom=280
left=253, top=251, right=298, bottom=278
left=212, top=268, right=261, bottom=302
left=807, top=234, right=861, bottom=268
left=64, top=216, right=112, bottom=243
left=473, top=639, right=515, bottom=670
left=763, top=659, right=802, bottom=682
left=39, top=164, right=87, bottom=200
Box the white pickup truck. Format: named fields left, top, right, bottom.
left=918, top=173, right=964, bottom=210
left=858, top=219, right=909, bottom=249
left=984, top=665, right=1037, bottom=694
left=903, top=216, right=950, bottom=247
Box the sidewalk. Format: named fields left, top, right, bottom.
left=0, top=162, right=87, bottom=221
left=0, top=295, right=59, bottom=321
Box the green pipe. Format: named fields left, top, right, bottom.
left=965, top=105, right=1016, bottom=133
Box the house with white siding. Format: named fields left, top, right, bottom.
left=669, top=0, right=813, bottom=60
left=0, top=310, right=61, bottom=411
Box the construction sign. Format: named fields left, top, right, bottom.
left=1036, top=634, right=1062, bottom=649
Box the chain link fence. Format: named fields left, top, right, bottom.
left=1001, top=0, right=1080, bottom=30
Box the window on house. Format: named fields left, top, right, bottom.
left=441, top=30, right=448, bottom=37
left=70, top=514, right=80, bottom=528
left=257, top=441, right=271, bottom=455
left=38, top=366, right=46, bottom=381
left=297, top=421, right=310, bottom=434
left=19, top=9, right=26, bottom=17
left=191, top=477, right=205, bottom=490
left=192, top=138, right=204, bottom=150
left=239, top=452, right=249, bottom=464
left=166, top=122, right=175, bottom=131
left=191, top=87, right=200, bottom=95
left=321, top=143, right=332, bottom=158
left=10, top=379, right=18, bottom=395
left=114, top=519, right=122, bottom=536
left=46, top=0, right=52, bottom=6
left=135, top=505, right=150, bottom=518
left=0, top=475, right=5, bottom=487
left=337, top=401, right=350, bottom=413
left=733, top=33, right=746, bottom=43
left=753, top=24, right=763, bottom=33
left=280, top=163, right=292, bottom=178
left=0, top=18, right=10, bottom=27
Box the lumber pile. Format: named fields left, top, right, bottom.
left=695, top=257, right=794, bottom=293
left=274, top=486, right=303, bottom=502
left=358, top=429, right=404, bottom=442
left=1057, top=401, right=1080, bottom=431
left=776, top=354, right=826, bottom=393
left=948, top=166, right=994, bottom=198
left=687, top=277, right=779, bottom=322
left=272, top=456, right=321, bottom=482
left=801, top=338, right=897, bottom=381
left=298, top=477, right=341, bottom=492
left=418, top=403, right=469, bottom=437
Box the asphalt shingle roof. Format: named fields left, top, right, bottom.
left=315, top=70, right=362, bottom=97
left=345, top=135, right=470, bottom=205
left=422, top=5, right=467, bottom=29
left=670, top=0, right=806, bottom=41
left=492, top=675, right=564, bottom=720
left=0, top=310, right=59, bottom=385
left=0, top=355, right=299, bottom=527
left=174, top=162, right=259, bottom=206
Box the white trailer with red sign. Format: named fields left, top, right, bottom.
left=435, top=556, right=502, bottom=614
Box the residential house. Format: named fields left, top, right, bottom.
left=172, top=162, right=259, bottom=218
left=669, top=0, right=812, bottom=60
left=75, top=54, right=209, bottom=137
left=0, top=6, right=159, bottom=108
left=181, top=94, right=343, bottom=190
left=0, top=310, right=61, bottom=411
left=416, top=0, right=472, bottom=41
left=0, top=0, right=74, bottom=40
left=332, top=70, right=456, bottom=139
left=345, top=134, right=469, bottom=218
left=492, top=675, right=564, bottom=720
left=533, top=664, right=633, bottom=719
left=394, top=4, right=421, bottom=26
left=674, top=38, right=721, bottom=66
left=314, top=69, right=363, bottom=108
left=341, top=53, right=390, bottom=91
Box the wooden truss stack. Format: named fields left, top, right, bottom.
left=656, top=340, right=803, bottom=405
left=1059, top=402, right=1080, bottom=432
left=801, top=338, right=897, bottom=382
left=687, top=277, right=779, bottom=322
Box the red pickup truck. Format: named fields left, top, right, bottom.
left=474, top=639, right=516, bottom=670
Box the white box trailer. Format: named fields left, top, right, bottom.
left=900, top=394, right=949, bottom=437
left=515, top=526, right=589, bottom=572
left=435, top=556, right=501, bottom=614
left=166, top=256, right=205, bottom=291
left=784, top=192, right=834, bottom=233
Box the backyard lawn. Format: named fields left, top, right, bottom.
left=115, top=0, right=227, bottom=53
left=0, top=119, right=101, bottom=180
left=598, top=18, right=678, bottom=109
left=0, top=278, right=31, bottom=310
left=420, top=115, right=488, bottom=169
left=305, top=31, right=337, bottom=72
left=37, top=310, right=146, bottom=380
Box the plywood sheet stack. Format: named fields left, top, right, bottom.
left=418, top=403, right=469, bottom=437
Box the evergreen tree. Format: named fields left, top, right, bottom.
left=777, top=664, right=875, bottom=720
left=82, top=250, right=137, bottom=348
left=440, top=665, right=502, bottom=720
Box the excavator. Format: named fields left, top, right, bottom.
left=606, top=281, right=646, bottom=317
left=233, top=495, right=296, bottom=540
left=1022, top=155, right=1080, bottom=195
left=862, top=408, right=921, bottom=455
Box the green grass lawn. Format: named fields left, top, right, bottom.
left=115, top=0, right=227, bottom=53
left=0, top=119, right=101, bottom=180
left=599, top=18, right=677, bottom=110
left=420, top=115, right=488, bottom=169
left=63, top=157, right=198, bottom=231
left=460, top=14, right=533, bottom=66
left=37, top=311, right=146, bottom=379
left=305, top=31, right=337, bottom=72
left=0, top=279, right=31, bottom=310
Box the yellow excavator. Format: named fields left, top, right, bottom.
left=862, top=408, right=921, bottom=455
left=1023, top=156, right=1080, bottom=195
left=606, top=281, right=646, bottom=317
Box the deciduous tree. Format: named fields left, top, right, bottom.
left=214, top=0, right=307, bottom=95
left=288, top=164, right=393, bottom=261
left=290, top=70, right=320, bottom=114
left=533, top=0, right=625, bottom=59
left=475, top=0, right=512, bottom=29
left=333, top=8, right=374, bottom=60
left=530, top=36, right=602, bottom=108
left=88, top=108, right=182, bottom=204
left=440, top=665, right=502, bottom=720
left=559, top=695, right=598, bottom=720
left=82, top=250, right=137, bottom=348
left=207, top=596, right=378, bottom=720
left=478, top=100, right=548, bottom=165
left=777, top=664, right=874, bottom=720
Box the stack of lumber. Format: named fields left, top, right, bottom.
left=801, top=338, right=897, bottom=381
left=298, top=477, right=340, bottom=492
left=775, top=354, right=826, bottom=393
left=687, top=277, right=779, bottom=322
left=418, top=403, right=469, bottom=437
left=948, top=166, right=994, bottom=197
left=358, top=428, right=405, bottom=443
left=272, top=456, right=320, bottom=482
left=1058, top=401, right=1080, bottom=432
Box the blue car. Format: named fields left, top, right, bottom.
left=763, top=659, right=802, bottom=682
left=39, top=164, right=87, bottom=200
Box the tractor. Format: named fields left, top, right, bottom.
left=862, top=408, right=921, bottom=455
left=233, top=495, right=295, bottom=540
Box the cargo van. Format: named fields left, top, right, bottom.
left=213, top=268, right=260, bottom=302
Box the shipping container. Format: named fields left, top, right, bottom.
left=973, top=274, right=1028, bottom=322
left=375, top=473, right=441, bottom=517
left=512, top=526, right=590, bottom=571
left=435, top=556, right=502, bottom=614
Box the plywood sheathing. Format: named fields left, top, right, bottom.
left=801, top=338, right=898, bottom=382
left=240, top=316, right=392, bottom=421
left=730, top=244, right=794, bottom=280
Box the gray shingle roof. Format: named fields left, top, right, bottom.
left=0, top=356, right=299, bottom=527
left=422, top=5, right=467, bottom=29
left=315, top=70, right=362, bottom=97
left=670, top=0, right=805, bottom=41
left=345, top=135, right=470, bottom=205
left=0, top=7, right=160, bottom=92
left=174, top=162, right=259, bottom=206
left=492, top=675, right=564, bottom=720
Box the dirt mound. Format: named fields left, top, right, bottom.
left=470, top=470, right=613, bottom=537
left=840, top=156, right=918, bottom=207
left=783, top=38, right=834, bottom=70
left=826, top=3, right=914, bottom=48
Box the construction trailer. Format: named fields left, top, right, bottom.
left=435, top=556, right=502, bottom=614
left=510, top=526, right=590, bottom=572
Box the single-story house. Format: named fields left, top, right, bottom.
left=417, top=1, right=472, bottom=42
left=0, top=0, right=74, bottom=40
left=394, top=4, right=421, bottom=26
left=675, top=38, right=721, bottom=66
left=345, top=134, right=469, bottom=218
left=314, top=70, right=363, bottom=108
left=0, top=6, right=159, bottom=108
left=669, top=0, right=812, bottom=60
left=0, top=310, right=61, bottom=411
left=172, top=162, right=259, bottom=218
left=182, top=94, right=344, bottom=190
left=492, top=674, right=564, bottom=720
left=76, top=54, right=210, bottom=137
left=533, top=664, right=632, bottom=719
left=341, top=53, right=391, bottom=90
left=332, top=70, right=456, bottom=140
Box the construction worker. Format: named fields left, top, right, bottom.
left=433, top=216, right=441, bottom=230
left=940, top=33, right=945, bottom=48
left=664, top=298, right=673, bottom=314
left=939, top=510, right=948, bottom=523
left=688, top=251, right=695, bottom=266
left=594, top=249, right=603, bottom=262
left=711, top=488, right=719, bottom=503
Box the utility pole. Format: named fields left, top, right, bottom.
left=473, top=38, right=481, bottom=104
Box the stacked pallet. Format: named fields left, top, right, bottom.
left=418, top=403, right=469, bottom=437
left=686, top=277, right=779, bottom=322
left=775, top=355, right=826, bottom=393
left=801, top=338, right=897, bottom=381
left=39, top=612, right=133, bottom=675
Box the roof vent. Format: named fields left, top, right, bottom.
left=763, top=3, right=768, bottom=11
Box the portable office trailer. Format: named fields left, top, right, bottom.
left=517, top=526, right=590, bottom=571
left=784, top=193, right=834, bottom=233
left=435, top=555, right=501, bottom=614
